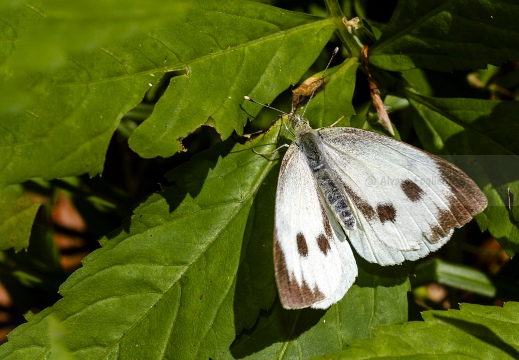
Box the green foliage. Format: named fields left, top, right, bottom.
left=413, top=259, right=496, bottom=297
left=128, top=5, right=336, bottom=158
left=229, top=263, right=408, bottom=359
left=370, top=0, right=519, bottom=71
left=0, top=0, right=518, bottom=358
left=321, top=302, right=519, bottom=359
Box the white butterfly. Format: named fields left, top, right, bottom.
left=246, top=95, right=487, bottom=310
left=271, top=115, right=487, bottom=309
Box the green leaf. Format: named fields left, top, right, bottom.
left=413, top=259, right=496, bottom=297
left=0, top=185, right=40, bottom=252
left=302, top=57, right=360, bottom=128
left=0, top=1, right=333, bottom=184
left=0, top=2, right=170, bottom=185
left=229, top=261, right=409, bottom=359
left=128, top=6, right=336, bottom=158
left=321, top=302, right=519, bottom=359
left=3, top=0, right=192, bottom=76
left=406, top=92, right=519, bottom=256
left=0, top=123, right=283, bottom=359
left=370, top=0, right=519, bottom=71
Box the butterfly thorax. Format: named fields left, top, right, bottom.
left=290, top=115, right=324, bottom=171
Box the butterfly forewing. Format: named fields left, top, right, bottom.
left=274, top=144, right=357, bottom=309
left=317, top=127, right=487, bottom=266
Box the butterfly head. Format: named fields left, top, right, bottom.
left=288, top=114, right=312, bottom=136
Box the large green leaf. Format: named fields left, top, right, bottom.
left=1, top=0, right=191, bottom=78
left=0, top=123, right=283, bottom=359
left=0, top=1, right=335, bottom=185
left=0, top=0, right=179, bottom=186
left=128, top=7, right=335, bottom=158
left=321, top=302, right=519, bottom=359
left=0, top=122, right=408, bottom=359
left=370, top=0, right=519, bottom=71
left=406, top=92, right=519, bottom=256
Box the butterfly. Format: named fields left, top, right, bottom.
left=245, top=99, right=487, bottom=310
left=245, top=51, right=487, bottom=310
left=271, top=115, right=487, bottom=309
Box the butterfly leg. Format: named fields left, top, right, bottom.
left=252, top=143, right=289, bottom=159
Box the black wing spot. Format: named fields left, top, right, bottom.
left=401, top=179, right=424, bottom=202
left=317, top=234, right=331, bottom=255
left=377, top=203, right=397, bottom=223
left=297, top=232, right=309, bottom=257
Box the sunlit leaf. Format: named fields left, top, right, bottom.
left=322, top=302, right=519, bottom=359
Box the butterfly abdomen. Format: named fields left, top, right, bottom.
left=316, top=170, right=356, bottom=229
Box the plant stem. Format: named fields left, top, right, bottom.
left=324, top=0, right=361, bottom=58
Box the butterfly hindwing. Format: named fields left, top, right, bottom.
left=274, top=144, right=357, bottom=309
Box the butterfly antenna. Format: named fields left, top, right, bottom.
left=301, top=47, right=339, bottom=118
left=244, top=96, right=294, bottom=136
left=243, top=96, right=289, bottom=116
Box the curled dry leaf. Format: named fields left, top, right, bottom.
left=362, top=45, right=395, bottom=135
left=291, top=76, right=324, bottom=114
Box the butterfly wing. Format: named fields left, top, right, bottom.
left=318, top=127, right=487, bottom=266
left=274, top=144, right=357, bottom=309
